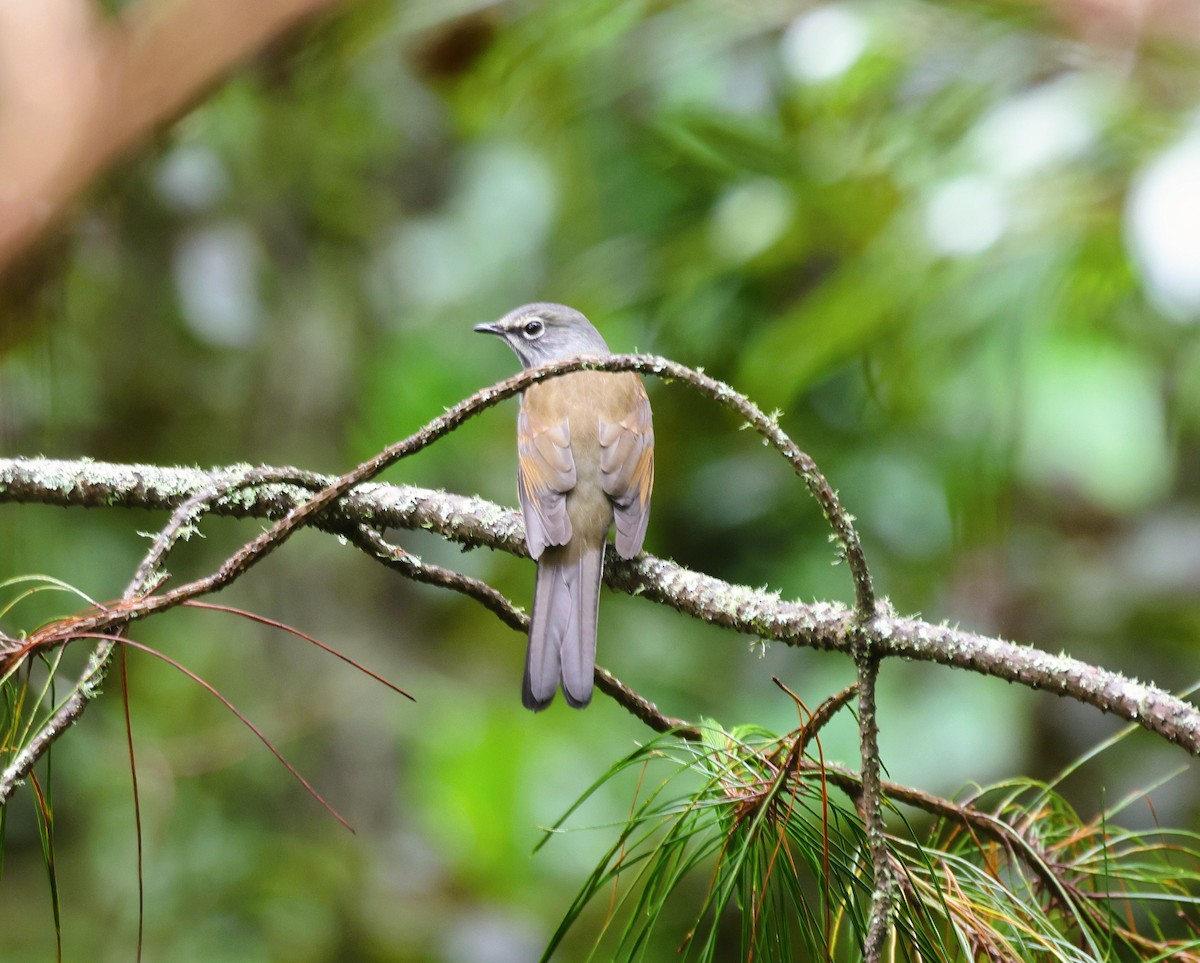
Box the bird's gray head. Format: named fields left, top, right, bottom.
left=474, top=302, right=611, bottom=369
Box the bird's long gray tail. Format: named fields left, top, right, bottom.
left=523, top=542, right=604, bottom=710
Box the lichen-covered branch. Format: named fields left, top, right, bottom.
left=855, top=646, right=893, bottom=961
left=2, top=453, right=1198, bottom=754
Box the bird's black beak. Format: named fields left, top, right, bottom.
left=473, top=322, right=502, bottom=335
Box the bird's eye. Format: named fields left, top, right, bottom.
left=522, top=319, right=545, bottom=338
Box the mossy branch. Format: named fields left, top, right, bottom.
left=3, top=451, right=1196, bottom=755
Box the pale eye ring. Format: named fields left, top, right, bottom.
left=522, top=318, right=545, bottom=338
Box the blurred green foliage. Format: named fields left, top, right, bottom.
left=2, top=0, right=1200, bottom=959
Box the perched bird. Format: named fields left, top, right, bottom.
left=474, top=303, right=654, bottom=709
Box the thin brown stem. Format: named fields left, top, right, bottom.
left=803, top=759, right=1075, bottom=904
left=346, top=523, right=701, bottom=737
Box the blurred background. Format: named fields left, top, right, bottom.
left=2, top=0, right=1200, bottom=959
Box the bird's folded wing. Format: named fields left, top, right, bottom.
left=518, top=406, right=576, bottom=558
left=599, top=379, right=654, bottom=558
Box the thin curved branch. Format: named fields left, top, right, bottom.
left=2, top=453, right=1199, bottom=754
left=344, top=522, right=527, bottom=632
left=344, top=522, right=699, bottom=736
left=0, top=351, right=869, bottom=682
left=1, top=338, right=890, bottom=925
left=802, top=759, right=1073, bottom=904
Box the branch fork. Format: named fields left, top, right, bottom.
left=3, top=354, right=1198, bottom=958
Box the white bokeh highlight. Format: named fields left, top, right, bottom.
left=708, top=178, right=794, bottom=262
left=922, top=175, right=1008, bottom=256
left=173, top=223, right=263, bottom=348
left=921, top=72, right=1109, bottom=258
left=372, top=142, right=555, bottom=313
left=1125, top=125, right=1200, bottom=323
left=781, top=6, right=868, bottom=84
left=972, top=74, right=1102, bottom=178
left=154, top=144, right=229, bottom=213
